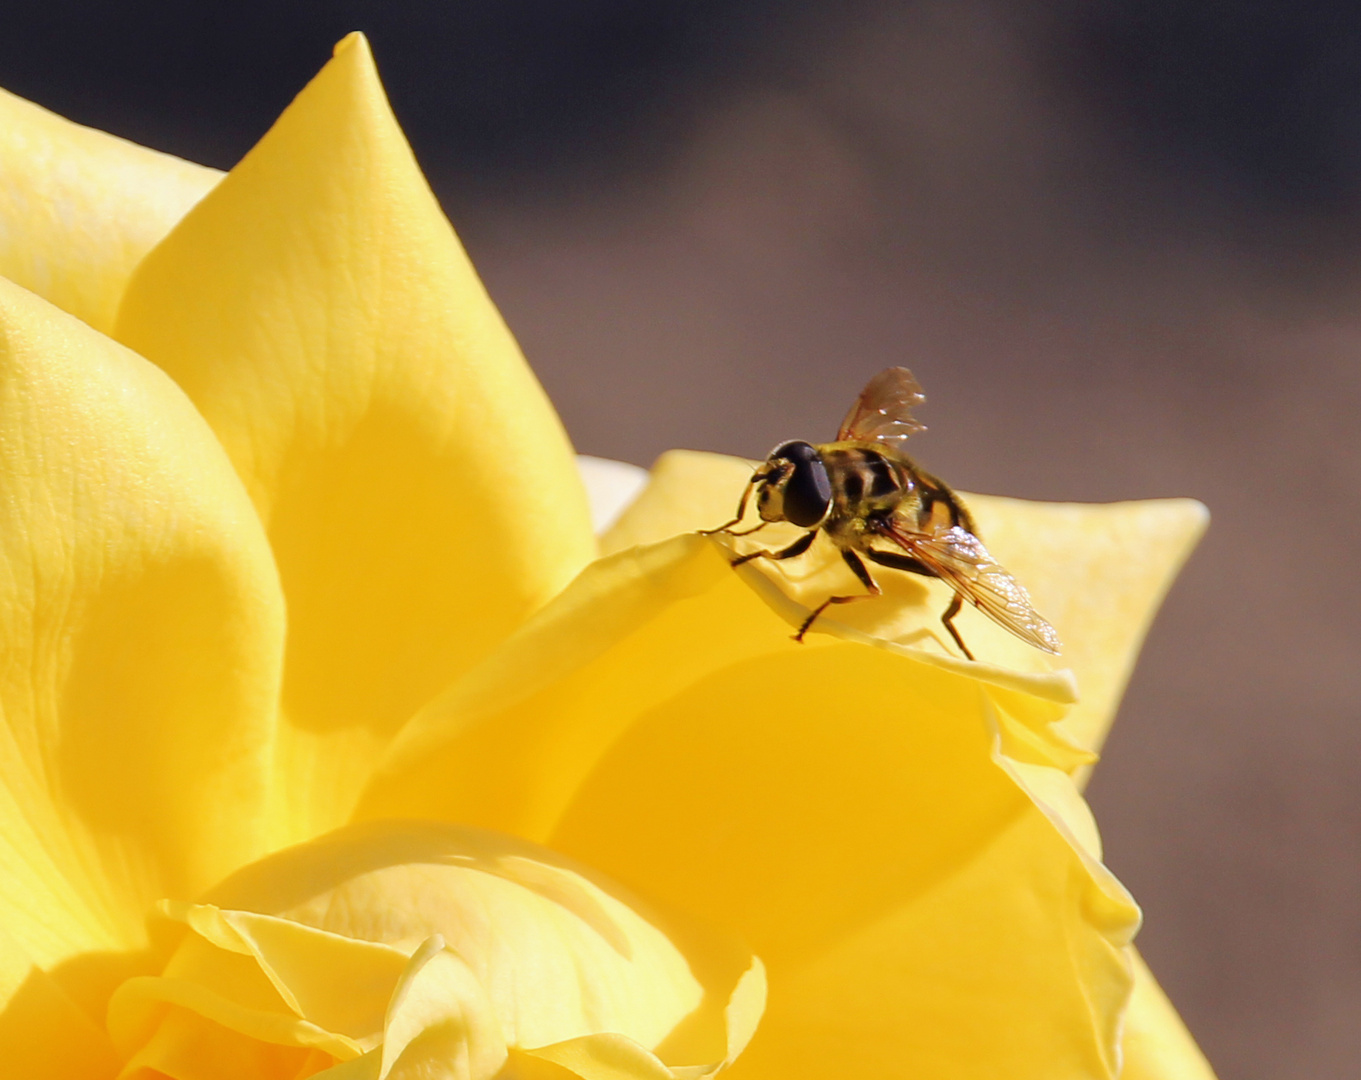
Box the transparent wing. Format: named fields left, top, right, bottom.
left=882, top=522, right=1062, bottom=654
left=837, top=367, right=927, bottom=444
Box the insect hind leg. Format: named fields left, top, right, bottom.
left=863, top=547, right=933, bottom=578
left=795, top=549, right=881, bottom=642
left=940, top=593, right=975, bottom=661
left=864, top=548, right=975, bottom=660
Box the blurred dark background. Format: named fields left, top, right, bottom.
left=5, top=3, right=1359, bottom=1076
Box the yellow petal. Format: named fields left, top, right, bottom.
left=1121, top=949, right=1219, bottom=1079
left=722, top=806, right=1133, bottom=1079
left=601, top=448, right=1206, bottom=757
left=361, top=537, right=1135, bottom=1076
left=0, top=280, right=284, bottom=1046
left=599, top=451, right=751, bottom=557
left=113, top=822, right=762, bottom=1080
left=520, top=1033, right=677, bottom=1080
left=115, top=1005, right=333, bottom=1080
left=370, top=937, right=507, bottom=1080
left=206, top=821, right=750, bottom=1060
left=115, top=33, right=596, bottom=841
left=0, top=87, right=219, bottom=333
left=586, top=455, right=1213, bottom=1074
left=956, top=493, right=1207, bottom=759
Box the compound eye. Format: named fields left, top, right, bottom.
left=776, top=441, right=832, bottom=527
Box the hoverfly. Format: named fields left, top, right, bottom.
left=703, top=367, right=1060, bottom=660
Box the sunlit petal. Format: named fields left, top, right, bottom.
left=115, top=34, right=596, bottom=841
left=361, top=536, right=1134, bottom=1076
left=725, top=806, right=1132, bottom=1079
left=0, top=87, right=219, bottom=333
left=0, top=278, right=284, bottom=1052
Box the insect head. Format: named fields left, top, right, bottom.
left=755, top=440, right=833, bottom=528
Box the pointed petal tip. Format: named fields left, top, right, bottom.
left=116, top=29, right=595, bottom=840
left=1158, top=496, right=1211, bottom=535
left=319, top=31, right=384, bottom=121
left=331, top=30, right=379, bottom=82
left=335, top=30, right=370, bottom=58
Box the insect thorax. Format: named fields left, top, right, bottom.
left=819, top=443, right=913, bottom=520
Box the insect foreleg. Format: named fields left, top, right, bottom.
left=940, top=592, right=975, bottom=661
left=698, top=475, right=760, bottom=535
left=729, top=529, right=816, bottom=567
left=794, top=549, right=882, bottom=643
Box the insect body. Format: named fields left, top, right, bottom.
left=704, top=368, right=1060, bottom=659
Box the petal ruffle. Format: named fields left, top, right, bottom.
left=0, top=279, right=284, bottom=1047
left=0, top=87, right=219, bottom=333
left=360, top=535, right=1136, bottom=1076
left=111, top=822, right=763, bottom=1080
left=115, top=34, right=596, bottom=841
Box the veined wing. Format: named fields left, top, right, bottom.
left=881, top=522, right=1062, bottom=654
left=837, top=366, right=927, bottom=445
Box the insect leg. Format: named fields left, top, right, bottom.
left=865, top=548, right=975, bottom=659
left=864, top=547, right=934, bottom=577
left=698, top=476, right=759, bottom=535
left=940, top=592, right=975, bottom=661
left=794, top=549, right=882, bottom=642
left=730, top=528, right=815, bottom=567
left=842, top=547, right=880, bottom=591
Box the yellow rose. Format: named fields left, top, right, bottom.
left=0, top=31, right=1215, bottom=1080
